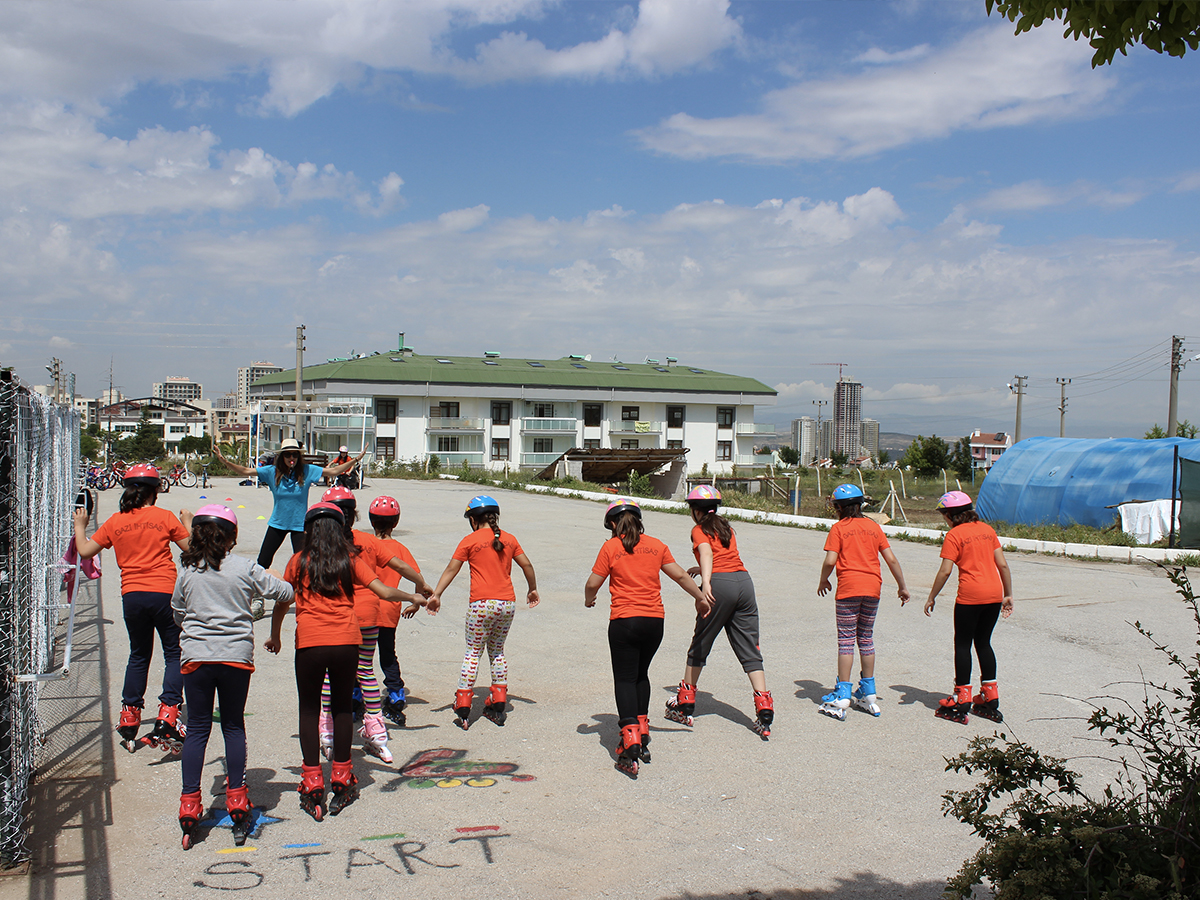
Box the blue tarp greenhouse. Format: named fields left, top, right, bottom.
left=976, top=436, right=1200, bottom=529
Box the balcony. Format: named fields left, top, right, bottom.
left=735, top=423, right=775, bottom=435
left=609, top=420, right=664, bottom=434
left=433, top=452, right=484, bottom=467
left=735, top=454, right=770, bottom=466
left=520, top=452, right=561, bottom=467
left=426, top=417, right=485, bottom=432
left=520, top=418, right=577, bottom=433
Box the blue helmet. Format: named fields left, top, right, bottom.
left=464, top=495, right=500, bottom=518
left=832, top=484, right=864, bottom=504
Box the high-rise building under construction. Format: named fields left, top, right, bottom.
left=833, top=379, right=862, bottom=458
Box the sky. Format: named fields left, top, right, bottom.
left=3, top=0, right=1200, bottom=439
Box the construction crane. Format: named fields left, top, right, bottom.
left=814, top=362, right=849, bottom=381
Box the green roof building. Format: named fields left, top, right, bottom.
left=248, top=348, right=777, bottom=473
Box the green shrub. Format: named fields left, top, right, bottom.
left=941, top=564, right=1200, bottom=899
left=626, top=469, right=655, bottom=497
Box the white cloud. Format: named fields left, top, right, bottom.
left=977, top=180, right=1143, bottom=212
left=0, top=0, right=742, bottom=117
left=637, top=24, right=1113, bottom=161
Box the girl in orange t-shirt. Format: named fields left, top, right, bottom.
left=816, top=484, right=910, bottom=721
left=315, top=487, right=430, bottom=765
left=264, top=502, right=425, bottom=821
left=73, top=463, right=192, bottom=754
left=368, top=495, right=422, bottom=727
left=427, top=495, right=539, bottom=730
left=584, top=497, right=710, bottom=777
left=924, top=491, right=1013, bottom=725
left=664, top=486, right=775, bottom=739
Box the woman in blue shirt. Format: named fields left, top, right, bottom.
left=214, top=438, right=364, bottom=567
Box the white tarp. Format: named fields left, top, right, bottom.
left=1118, top=499, right=1179, bottom=545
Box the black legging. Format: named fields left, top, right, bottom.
left=952, top=602, right=1002, bottom=686
left=257, top=526, right=305, bottom=569
left=376, top=626, right=404, bottom=696
left=294, top=644, right=358, bottom=765
left=607, top=616, right=664, bottom=726
left=181, top=664, right=252, bottom=794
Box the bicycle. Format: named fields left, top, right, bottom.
left=163, top=462, right=197, bottom=490
left=199, top=461, right=211, bottom=490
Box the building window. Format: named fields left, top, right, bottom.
left=584, top=439, right=601, bottom=450
left=491, top=439, right=509, bottom=460
left=377, top=437, right=395, bottom=460
left=621, top=439, right=639, bottom=450
left=717, top=407, right=734, bottom=428
left=533, top=438, right=553, bottom=453
left=437, top=436, right=459, bottom=452
left=533, top=403, right=555, bottom=418
left=583, top=404, right=602, bottom=427
left=169, top=425, right=187, bottom=434
left=668, top=439, right=683, bottom=450
left=491, top=402, right=511, bottom=425
left=622, top=406, right=640, bottom=421
left=375, top=399, right=397, bottom=423
left=717, top=441, right=732, bottom=460
left=431, top=401, right=459, bottom=418
left=667, top=406, right=685, bottom=428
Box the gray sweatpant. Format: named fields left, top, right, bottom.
left=686, top=571, right=764, bottom=673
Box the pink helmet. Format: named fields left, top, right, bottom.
left=686, top=485, right=721, bottom=511
left=122, top=463, right=160, bottom=487
left=937, top=490, right=973, bottom=511
left=604, top=496, right=642, bottom=530
left=369, top=495, right=400, bottom=516
left=321, top=485, right=355, bottom=507
left=192, top=504, right=237, bottom=532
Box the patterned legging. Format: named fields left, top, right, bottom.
left=458, top=599, right=515, bottom=690
left=835, top=595, right=879, bottom=657
left=322, top=626, right=382, bottom=715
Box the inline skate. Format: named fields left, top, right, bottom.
left=483, top=685, right=507, bottom=726
left=664, top=681, right=696, bottom=726
left=226, top=784, right=253, bottom=846
left=636, top=714, right=651, bottom=763
left=935, top=685, right=973, bottom=724
left=298, top=764, right=325, bottom=821
left=140, top=703, right=186, bottom=753
left=819, top=681, right=852, bottom=721
left=614, top=723, right=641, bottom=778
left=359, top=713, right=393, bottom=764
left=381, top=688, right=407, bottom=727
left=179, top=791, right=204, bottom=850
left=851, top=676, right=881, bottom=717
left=318, top=709, right=334, bottom=760
left=752, top=690, right=774, bottom=738
left=971, top=681, right=1003, bottom=723
left=328, top=760, right=358, bottom=816
left=453, top=688, right=474, bottom=730
left=116, top=703, right=142, bottom=753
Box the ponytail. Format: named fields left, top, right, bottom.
left=468, top=511, right=506, bottom=555
left=119, top=482, right=157, bottom=513
left=613, top=511, right=643, bottom=554
left=695, top=509, right=733, bottom=549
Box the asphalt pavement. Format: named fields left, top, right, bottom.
left=6, top=476, right=1193, bottom=900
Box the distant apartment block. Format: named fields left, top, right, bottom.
left=818, top=419, right=835, bottom=462
left=860, top=418, right=880, bottom=459
left=833, top=380, right=862, bottom=457
left=969, top=429, right=1012, bottom=470
left=152, top=376, right=203, bottom=403
left=238, top=362, right=282, bottom=408
left=792, top=416, right=817, bottom=466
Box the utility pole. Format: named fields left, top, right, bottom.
left=295, top=324, right=306, bottom=447
left=1168, top=335, right=1183, bottom=438
left=45, top=358, right=62, bottom=403
left=812, top=399, right=828, bottom=460
left=1009, top=376, right=1027, bottom=443
left=1057, top=377, right=1071, bottom=438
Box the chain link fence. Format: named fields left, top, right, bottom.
left=0, top=371, right=79, bottom=866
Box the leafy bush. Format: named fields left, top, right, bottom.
left=626, top=469, right=655, bottom=497
left=941, top=565, right=1200, bottom=899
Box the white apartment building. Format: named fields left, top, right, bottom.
left=152, top=376, right=203, bottom=403
left=248, top=350, right=777, bottom=474
left=792, top=416, right=817, bottom=467
left=238, top=363, right=282, bottom=408
left=98, top=398, right=208, bottom=454
left=860, top=418, right=880, bottom=459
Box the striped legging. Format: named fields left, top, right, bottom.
left=835, top=596, right=879, bottom=657
left=322, top=626, right=382, bottom=715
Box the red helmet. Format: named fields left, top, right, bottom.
left=122, top=463, right=160, bottom=487
left=369, top=495, right=400, bottom=516
left=304, top=501, right=345, bottom=528
left=321, top=485, right=355, bottom=508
